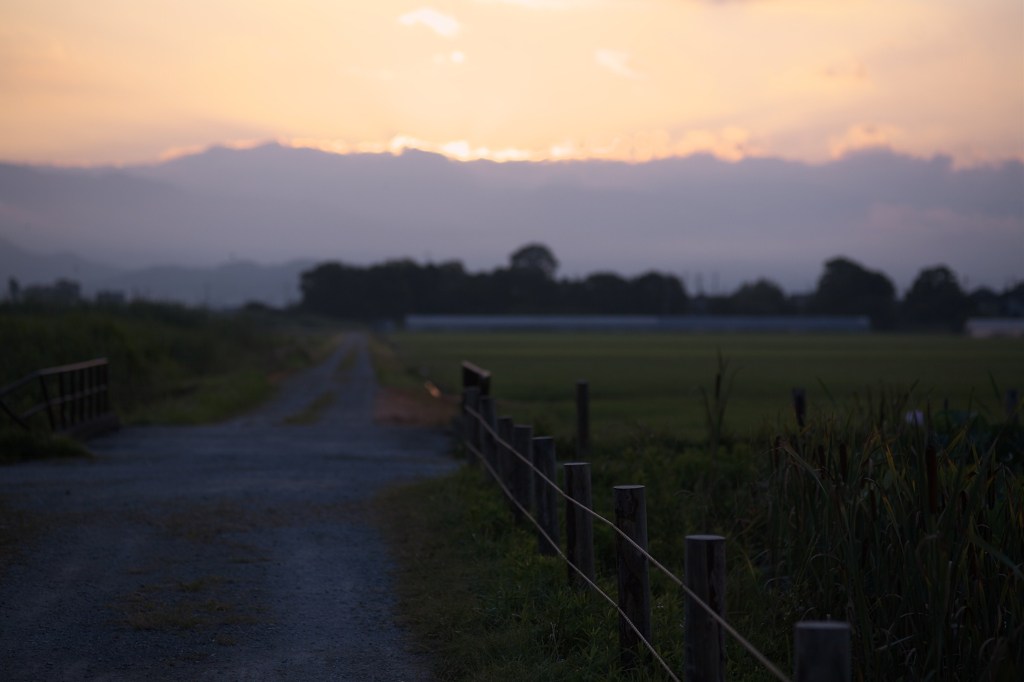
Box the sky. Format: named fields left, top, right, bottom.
left=1, top=0, right=1022, bottom=167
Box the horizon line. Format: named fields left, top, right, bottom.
left=6, top=136, right=1023, bottom=172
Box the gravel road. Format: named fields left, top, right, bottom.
left=0, top=333, right=457, bottom=681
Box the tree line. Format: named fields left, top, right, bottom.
left=299, top=243, right=1023, bottom=332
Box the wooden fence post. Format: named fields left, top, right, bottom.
left=497, top=417, right=514, bottom=494
left=480, top=396, right=497, bottom=478
left=57, top=372, right=67, bottom=429
left=511, top=424, right=534, bottom=522
left=38, top=375, right=56, bottom=431
left=614, top=484, right=651, bottom=669
left=463, top=386, right=480, bottom=465
left=576, top=380, right=590, bottom=460
left=794, top=621, right=851, bottom=682
left=90, top=364, right=99, bottom=420
left=461, top=361, right=491, bottom=397
left=101, top=362, right=111, bottom=415
left=684, top=534, right=725, bottom=682
left=87, top=365, right=95, bottom=421
left=565, top=462, right=595, bottom=588
left=75, top=368, right=84, bottom=424
left=532, top=437, right=559, bottom=556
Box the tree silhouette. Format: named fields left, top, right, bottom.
left=730, top=279, right=788, bottom=315
left=813, top=257, right=896, bottom=329
left=509, top=243, right=559, bottom=280
left=903, top=265, right=969, bottom=332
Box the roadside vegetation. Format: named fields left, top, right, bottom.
left=0, top=302, right=340, bottom=459
left=0, top=429, right=90, bottom=465
left=374, top=331, right=1023, bottom=681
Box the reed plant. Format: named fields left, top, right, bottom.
left=763, top=390, right=1023, bottom=680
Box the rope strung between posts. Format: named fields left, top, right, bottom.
left=463, top=437, right=682, bottom=682
left=465, top=404, right=792, bottom=682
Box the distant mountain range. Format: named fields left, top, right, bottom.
left=1, top=143, right=1021, bottom=303
left=0, top=236, right=311, bottom=307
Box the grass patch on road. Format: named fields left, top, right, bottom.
left=335, top=344, right=358, bottom=379
left=282, top=391, right=336, bottom=425
left=116, top=577, right=262, bottom=633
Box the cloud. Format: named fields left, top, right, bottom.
left=473, top=0, right=595, bottom=9
left=387, top=134, right=533, bottom=161
left=546, top=128, right=759, bottom=163
left=594, top=49, right=645, bottom=80
left=398, top=7, right=461, bottom=38
left=432, top=51, right=466, bottom=66
left=347, top=66, right=397, bottom=81
left=821, top=59, right=870, bottom=83
left=830, top=124, right=902, bottom=159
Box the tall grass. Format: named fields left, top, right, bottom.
left=1, top=302, right=330, bottom=425
left=764, top=392, right=1022, bottom=680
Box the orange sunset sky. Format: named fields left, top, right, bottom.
left=2, top=0, right=1022, bottom=167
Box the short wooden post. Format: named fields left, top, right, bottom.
left=511, top=425, right=534, bottom=522
left=614, top=485, right=651, bottom=669
left=565, top=462, right=595, bottom=588
left=794, top=621, right=851, bottom=682
left=81, top=368, right=89, bottom=422
left=101, top=362, right=111, bottom=415
left=684, top=534, right=725, bottom=682
left=58, top=372, right=68, bottom=429
left=86, top=365, right=95, bottom=420
left=67, top=371, right=75, bottom=426
left=479, top=396, right=497, bottom=477
left=76, top=369, right=85, bottom=424
left=38, top=375, right=56, bottom=431
left=98, top=360, right=108, bottom=413
left=1006, top=388, right=1019, bottom=422
left=576, top=380, right=590, bottom=459
left=464, top=387, right=480, bottom=465
left=90, top=364, right=99, bottom=420
left=792, top=387, right=806, bottom=429
left=497, top=417, right=514, bottom=493
left=461, top=361, right=491, bottom=397
left=532, top=437, right=559, bottom=555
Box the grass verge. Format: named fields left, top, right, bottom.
left=1, top=303, right=344, bottom=428
left=370, top=333, right=458, bottom=427
left=0, top=429, right=92, bottom=464
left=376, top=465, right=695, bottom=681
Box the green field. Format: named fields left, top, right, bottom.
left=379, top=330, right=1023, bottom=680
left=386, top=331, right=1024, bottom=441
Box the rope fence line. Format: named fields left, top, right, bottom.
left=465, top=401, right=792, bottom=682
left=458, top=362, right=853, bottom=681
left=464, top=437, right=683, bottom=682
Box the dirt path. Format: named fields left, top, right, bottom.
left=0, top=333, right=456, bottom=681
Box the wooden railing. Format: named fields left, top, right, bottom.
left=459, top=363, right=853, bottom=682
left=0, top=359, right=119, bottom=438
